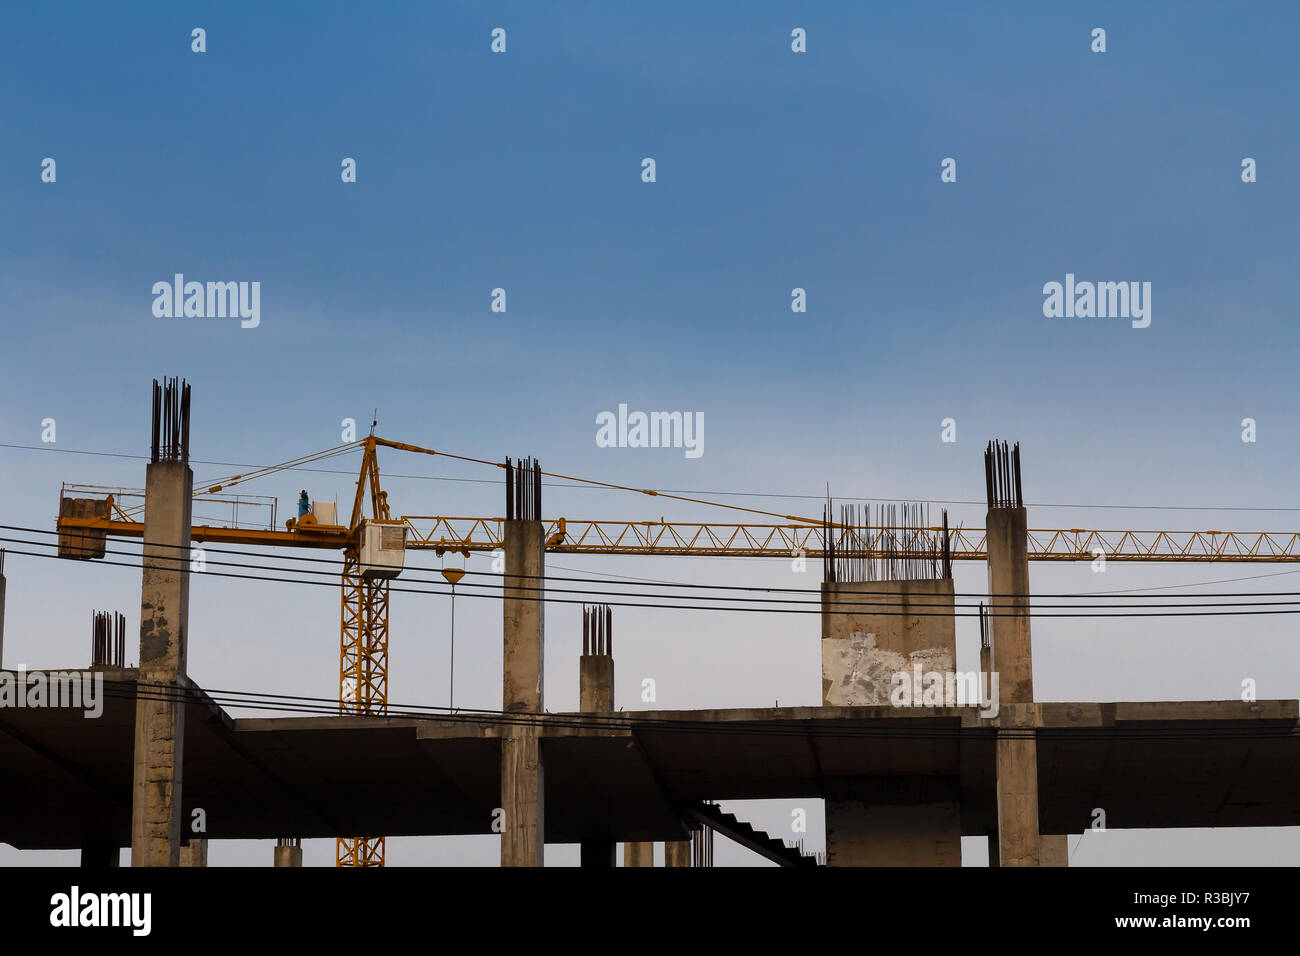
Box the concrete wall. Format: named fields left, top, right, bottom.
left=821, top=579, right=956, bottom=706
left=821, top=577, right=961, bottom=865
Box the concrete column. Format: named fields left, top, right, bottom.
left=130, top=460, right=193, bottom=868
left=503, top=519, right=544, bottom=714
left=986, top=504, right=1041, bottom=867
left=986, top=507, right=1033, bottom=706
left=623, top=842, right=653, bottom=867
left=579, top=654, right=613, bottom=714
left=274, top=843, right=303, bottom=867
left=1041, top=833, right=1069, bottom=867
left=994, top=703, right=1041, bottom=866
left=179, top=839, right=207, bottom=867
left=665, top=840, right=691, bottom=867
left=578, top=632, right=615, bottom=866
left=501, top=518, right=544, bottom=866
left=501, top=726, right=544, bottom=866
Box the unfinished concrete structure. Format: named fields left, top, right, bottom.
left=819, top=504, right=961, bottom=865
left=3, top=385, right=1297, bottom=867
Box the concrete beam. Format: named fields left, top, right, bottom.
left=131, top=460, right=193, bottom=867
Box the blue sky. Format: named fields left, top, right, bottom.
left=2, top=1, right=1298, bottom=865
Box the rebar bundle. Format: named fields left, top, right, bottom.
left=984, top=440, right=1023, bottom=509
left=504, top=456, right=542, bottom=521
left=91, top=611, right=126, bottom=666
left=823, top=501, right=953, bottom=583
left=582, top=604, right=612, bottom=656
left=151, top=377, right=191, bottom=464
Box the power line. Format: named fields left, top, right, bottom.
left=9, top=536, right=1300, bottom=620
left=8, top=524, right=1300, bottom=603
left=5, top=440, right=1299, bottom=512
left=12, top=529, right=1300, bottom=611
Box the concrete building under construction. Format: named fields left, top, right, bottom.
left=1, top=379, right=1296, bottom=867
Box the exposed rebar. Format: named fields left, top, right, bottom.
left=822, top=502, right=952, bottom=583
left=91, top=610, right=126, bottom=666
left=151, top=378, right=191, bottom=464
left=505, top=456, right=542, bottom=521
left=582, top=603, right=612, bottom=656
left=985, top=440, right=1023, bottom=509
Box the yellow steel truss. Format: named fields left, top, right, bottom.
left=400, top=517, right=1300, bottom=562
left=57, top=510, right=1300, bottom=563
